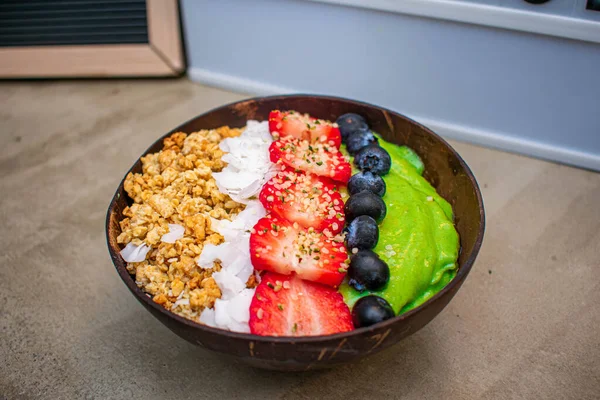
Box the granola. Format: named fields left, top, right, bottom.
left=117, top=126, right=256, bottom=322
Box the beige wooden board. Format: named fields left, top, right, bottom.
left=0, top=0, right=183, bottom=78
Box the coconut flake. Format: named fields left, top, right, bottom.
left=120, top=242, right=151, bottom=263
left=160, top=224, right=185, bottom=243
left=207, top=288, right=254, bottom=332
left=244, top=120, right=273, bottom=141
left=214, top=299, right=232, bottom=327
left=199, top=307, right=216, bottom=327
left=209, top=201, right=265, bottom=241
left=213, top=170, right=262, bottom=192
left=209, top=217, right=232, bottom=237
left=236, top=178, right=264, bottom=201
left=212, top=120, right=273, bottom=203
left=233, top=258, right=254, bottom=285
left=227, top=288, right=254, bottom=323
left=236, top=200, right=267, bottom=228
left=173, top=298, right=190, bottom=308
left=199, top=121, right=273, bottom=333
left=212, top=269, right=246, bottom=300
left=196, top=243, right=220, bottom=269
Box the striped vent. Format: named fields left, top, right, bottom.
left=0, top=0, right=149, bottom=47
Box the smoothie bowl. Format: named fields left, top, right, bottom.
left=106, top=95, right=484, bottom=370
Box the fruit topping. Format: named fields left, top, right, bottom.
left=249, top=272, right=354, bottom=336
left=336, top=113, right=369, bottom=144
left=269, top=137, right=352, bottom=183
left=347, top=249, right=390, bottom=292
left=347, top=171, right=386, bottom=197
left=344, top=191, right=387, bottom=223
left=345, top=215, right=379, bottom=251
left=259, top=168, right=345, bottom=234
left=269, top=110, right=341, bottom=148
left=249, top=215, right=348, bottom=287
left=354, top=144, right=392, bottom=176
left=346, top=127, right=378, bottom=155
left=351, top=295, right=395, bottom=328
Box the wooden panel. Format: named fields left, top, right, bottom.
left=0, top=44, right=173, bottom=77
left=0, top=0, right=185, bottom=78
left=147, top=0, right=184, bottom=72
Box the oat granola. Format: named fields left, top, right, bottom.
left=117, top=126, right=255, bottom=322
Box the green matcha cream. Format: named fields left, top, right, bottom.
left=340, top=137, right=460, bottom=315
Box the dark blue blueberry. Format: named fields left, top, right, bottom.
left=345, top=128, right=377, bottom=155
left=354, top=144, right=391, bottom=176
left=352, top=295, right=395, bottom=328
left=345, top=215, right=379, bottom=251
left=336, top=113, right=368, bottom=144
left=348, top=250, right=389, bottom=292
left=348, top=171, right=386, bottom=197
left=344, top=191, right=386, bottom=223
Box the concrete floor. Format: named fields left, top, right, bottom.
left=1, top=79, right=599, bottom=400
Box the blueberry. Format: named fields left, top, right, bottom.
left=348, top=250, right=389, bottom=291
left=346, top=128, right=377, bottom=155
left=348, top=171, right=386, bottom=197
left=345, top=215, right=379, bottom=251
left=336, top=113, right=368, bottom=144
left=344, top=191, right=386, bottom=223
left=352, top=295, right=395, bottom=328
left=354, top=144, right=391, bottom=176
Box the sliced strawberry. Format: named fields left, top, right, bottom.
left=250, top=215, right=348, bottom=287
left=259, top=168, right=345, bottom=234
left=249, top=272, right=354, bottom=336
left=269, top=110, right=342, bottom=148
left=269, top=137, right=352, bottom=183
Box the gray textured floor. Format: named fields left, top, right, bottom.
left=1, top=79, right=599, bottom=400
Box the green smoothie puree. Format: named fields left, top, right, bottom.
left=340, top=137, right=460, bottom=315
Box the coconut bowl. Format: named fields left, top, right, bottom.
left=106, top=94, right=485, bottom=371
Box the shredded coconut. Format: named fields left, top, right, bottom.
left=120, top=242, right=151, bottom=263
left=201, top=288, right=255, bottom=333
left=212, top=121, right=273, bottom=204
left=199, top=307, right=216, bottom=327
left=160, top=224, right=185, bottom=243
left=212, top=269, right=246, bottom=300
left=196, top=121, right=275, bottom=333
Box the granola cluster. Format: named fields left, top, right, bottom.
left=117, top=126, right=255, bottom=321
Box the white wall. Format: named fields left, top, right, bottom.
left=181, top=0, right=600, bottom=170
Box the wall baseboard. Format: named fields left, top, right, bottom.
left=188, top=67, right=296, bottom=97
left=417, top=117, right=600, bottom=172
left=187, top=67, right=600, bottom=172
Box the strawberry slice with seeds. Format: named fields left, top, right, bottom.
left=249, top=272, right=354, bottom=336
left=250, top=215, right=349, bottom=287
left=269, top=110, right=342, bottom=148
left=259, top=168, right=345, bottom=234
left=269, top=137, right=352, bottom=183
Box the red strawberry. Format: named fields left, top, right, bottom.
left=259, top=168, right=345, bottom=234
left=269, top=137, right=352, bottom=183
left=269, top=110, right=342, bottom=148
left=249, top=272, right=354, bottom=336
left=250, top=215, right=348, bottom=287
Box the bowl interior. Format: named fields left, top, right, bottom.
left=106, top=94, right=484, bottom=369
